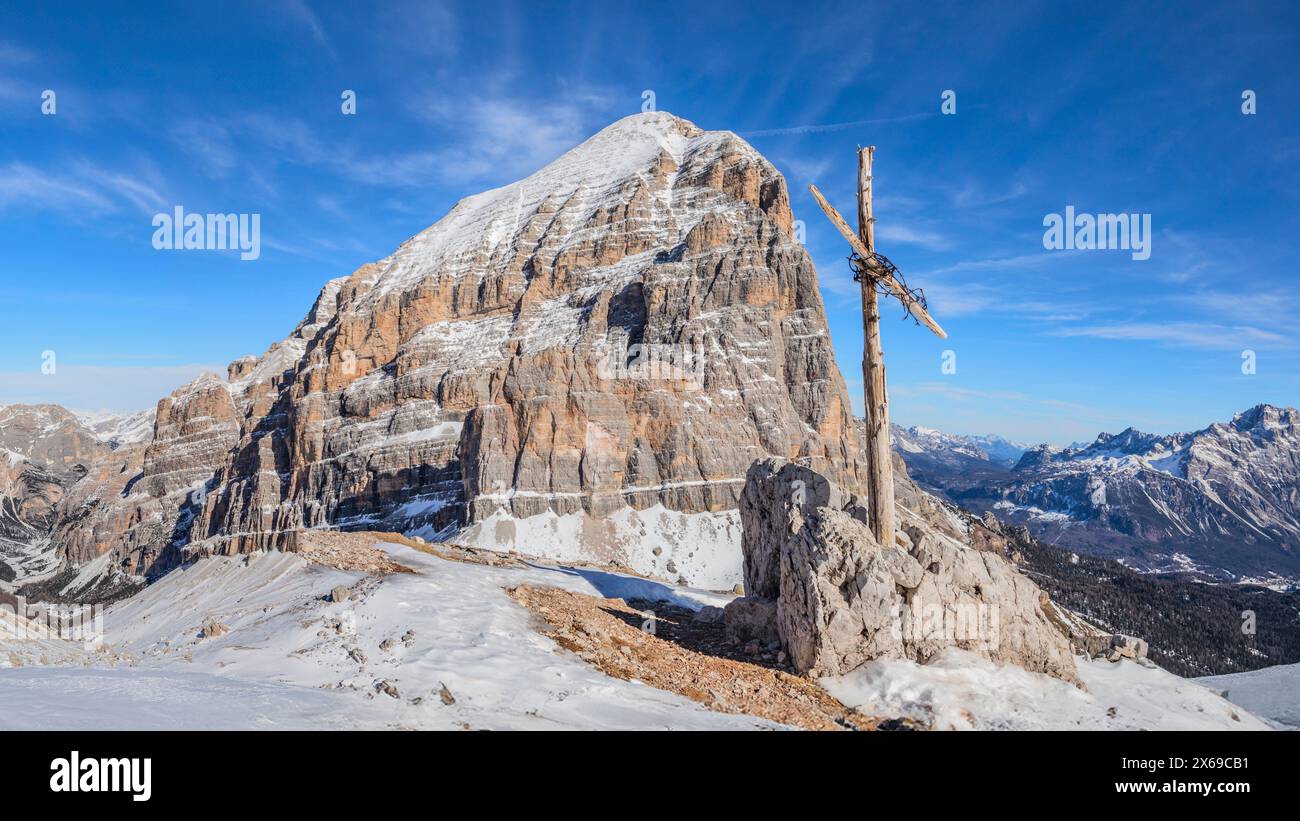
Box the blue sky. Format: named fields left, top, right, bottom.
left=1, top=0, right=1296, bottom=444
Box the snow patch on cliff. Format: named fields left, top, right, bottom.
left=450, top=504, right=744, bottom=590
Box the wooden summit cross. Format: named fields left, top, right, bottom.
left=809, top=147, right=947, bottom=546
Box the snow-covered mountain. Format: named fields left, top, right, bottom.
left=1, top=112, right=1290, bottom=732
left=891, top=425, right=1028, bottom=467
left=72, top=408, right=156, bottom=449
left=895, top=405, right=1300, bottom=585
left=889, top=425, right=1026, bottom=509
left=19, top=111, right=866, bottom=593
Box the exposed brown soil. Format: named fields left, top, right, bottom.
left=297, top=531, right=418, bottom=574
left=624, top=598, right=794, bottom=671
left=507, top=583, right=918, bottom=731
left=299, top=529, right=532, bottom=572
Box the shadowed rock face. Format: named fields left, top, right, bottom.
left=0, top=405, right=151, bottom=596
left=729, top=458, right=1081, bottom=683
left=46, top=112, right=868, bottom=588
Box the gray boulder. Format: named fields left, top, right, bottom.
left=721, top=596, right=778, bottom=645
left=728, top=458, right=1081, bottom=684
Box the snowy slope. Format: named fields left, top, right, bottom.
left=73, top=408, right=156, bottom=447
left=823, top=648, right=1270, bottom=731
left=2, top=536, right=1273, bottom=730
left=1, top=541, right=771, bottom=730
left=362, top=112, right=727, bottom=303
left=1198, top=662, right=1300, bottom=730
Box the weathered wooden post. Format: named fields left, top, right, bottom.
left=809, top=149, right=948, bottom=546
left=856, top=146, right=895, bottom=545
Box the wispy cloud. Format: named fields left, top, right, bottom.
left=391, top=92, right=606, bottom=185
left=281, top=0, right=337, bottom=59
left=0, top=161, right=168, bottom=217
left=1164, top=285, right=1300, bottom=326
left=919, top=250, right=1070, bottom=278
left=0, top=41, right=36, bottom=64
left=945, top=178, right=1030, bottom=208
left=770, top=154, right=831, bottom=186
left=876, top=224, right=948, bottom=251
left=1056, top=321, right=1290, bottom=350
left=379, top=1, right=458, bottom=57
left=894, top=381, right=1075, bottom=409
left=72, top=161, right=168, bottom=214
left=162, top=87, right=608, bottom=192
left=891, top=381, right=1150, bottom=445
left=168, top=119, right=240, bottom=179
left=0, top=163, right=114, bottom=213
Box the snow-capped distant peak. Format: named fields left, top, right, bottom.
left=73, top=408, right=156, bottom=447
left=903, top=404, right=1300, bottom=584
left=891, top=423, right=1029, bottom=467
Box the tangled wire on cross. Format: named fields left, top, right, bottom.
left=848, top=251, right=930, bottom=326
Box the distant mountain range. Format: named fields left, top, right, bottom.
left=893, top=405, right=1300, bottom=587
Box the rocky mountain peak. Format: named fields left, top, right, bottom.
left=0, top=404, right=109, bottom=469
left=1083, top=426, right=1168, bottom=457
left=18, top=112, right=859, bottom=591
left=356, top=111, right=792, bottom=308
left=1229, top=403, right=1298, bottom=435
left=1012, top=443, right=1059, bottom=471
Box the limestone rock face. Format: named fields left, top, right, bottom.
left=97, top=374, right=241, bottom=576
left=729, top=458, right=1080, bottom=683
left=38, top=277, right=352, bottom=584
left=149, top=111, right=867, bottom=586
left=17, top=112, right=869, bottom=591
left=45, top=441, right=146, bottom=572
left=0, top=404, right=152, bottom=594
left=0, top=405, right=105, bottom=470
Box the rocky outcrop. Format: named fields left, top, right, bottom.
left=0, top=405, right=152, bottom=597
left=37, top=277, right=351, bottom=586
left=93, top=374, right=240, bottom=577
left=726, top=458, right=1080, bottom=683
left=0, top=459, right=74, bottom=586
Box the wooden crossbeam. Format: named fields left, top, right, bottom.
left=808, top=183, right=948, bottom=340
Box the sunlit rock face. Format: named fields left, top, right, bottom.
left=59, top=113, right=870, bottom=588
